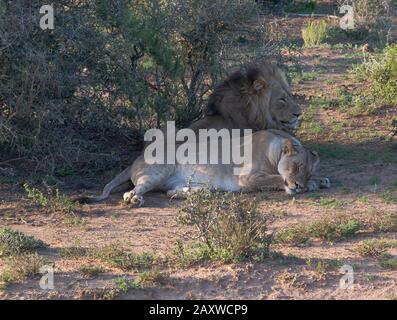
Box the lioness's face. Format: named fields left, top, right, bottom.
left=269, top=81, right=301, bottom=131
left=278, top=142, right=319, bottom=194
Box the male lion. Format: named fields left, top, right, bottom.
left=190, top=61, right=301, bottom=133
left=80, top=130, right=330, bottom=206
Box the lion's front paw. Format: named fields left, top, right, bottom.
left=319, top=177, right=331, bottom=189
left=130, top=195, right=144, bottom=207
left=123, top=191, right=144, bottom=207
left=123, top=190, right=135, bottom=203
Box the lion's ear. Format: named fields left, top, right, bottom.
left=252, top=77, right=268, bottom=93
left=282, top=139, right=296, bottom=155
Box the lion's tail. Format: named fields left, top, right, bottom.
left=75, top=166, right=133, bottom=204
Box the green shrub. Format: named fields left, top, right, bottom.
left=177, top=190, right=271, bottom=262
left=302, top=20, right=328, bottom=47
left=308, top=218, right=360, bottom=241
left=275, top=225, right=310, bottom=246
left=372, top=212, right=397, bottom=232
left=0, top=228, right=45, bottom=257
left=276, top=217, right=361, bottom=245
left=1, top=0, right=272, bottom=174
left=24, top=183, right=78, bottom=215
left=379, top=253, right=397, bottom=269
left=0, top=253, right=47, bottom=290
left=79, top=265, right=105, bottom=277
left=114, top=277, right=142, bottom=292
left=351, top=45, right=397, bottom=111
left=92, top=244, right=154, bottom=271
left=355, top=239, right=397, bottom=257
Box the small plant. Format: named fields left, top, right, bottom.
left=378, top=253, right=397, bottom=269
left=275, top=216, right=360, bottom=245
left=307, top=218, right=360, bottom=241
left=0, top=228, right=45, bottom=257
left=371, top=212, right=397, bottom=232
left=79, top=265, right=105, bottom=277
left=59, top=245, right=89, bottom=259
left=275, top=225, right=310, bottom=246
left=92, top=244, right=154, bottom=271
left=306, top=259, right=329, bottom=280
left=335, top=88, right=353, bottom=109
left=355, top=239, right=397, bottom=257
left=174, top=241, right=234, bottom=266
left=177, top=190, right=271, bottom=262
left=310, top=197, right=345, bottom=209
left=350, top=45, right=397, bottom=113
left=310, top=96, right=339, bottom=110
left=24, top=182, right=78, bottom=215
left=137, top=269, right=168, bottom=285
left=381, top=191, right=397, bottom=204
left=302, top=20, right=328, bottom=47
left=0, top=253, right=47, bottom=289
left=114, top=277, right=142, bottom=293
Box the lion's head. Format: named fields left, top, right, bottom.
left=277, top=139, right=320, bottom=195
left=206, top=61, right=301, bottom=132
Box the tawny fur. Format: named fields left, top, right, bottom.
left=78, top=130, right=330, bottom=206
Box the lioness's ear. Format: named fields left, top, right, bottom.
left=311, top=150, right=319, bottom=158
left=282, top=139, right=296, bottom=155
left=252, top=77, right=268, bottom=93
left=310, top=150, right=320, bottom=167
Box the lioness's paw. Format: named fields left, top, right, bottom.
left=319, top=178, right=331, bottom=189
left=167, top=188, right=190, bottom=199
left=130, top=195, right=144, bottom=207
left=123, top=190, right=135, bottom=203
left=307, top=180, right=320, bottom=192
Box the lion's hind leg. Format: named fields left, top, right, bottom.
left=166, top=185, right=208, bottom=200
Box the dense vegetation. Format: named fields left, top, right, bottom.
left=0, top=0, right=275, bottom=174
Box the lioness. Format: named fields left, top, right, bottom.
left=80, top=130, right=330, bottom=206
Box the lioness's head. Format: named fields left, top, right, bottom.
left=206, top=61, right=301, bottom=132
left=277, top=139, right=320, bottom=194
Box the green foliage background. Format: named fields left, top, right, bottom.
left=0, top=0, right=272, bottom=174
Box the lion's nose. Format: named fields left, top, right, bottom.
left=293, top=113, right=301, bottom=118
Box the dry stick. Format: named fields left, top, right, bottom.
left=0, top=157, right=27, bottom=166
left=282, top=11, right=339, bottom=19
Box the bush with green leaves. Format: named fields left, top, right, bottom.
left=24, top=182, right=78, bottom=215
left=301, top=20, right=328, bottom=47
left=177, top=190, right=271, bottom=262
left=1, top=0, right=274, bottom=174
left=275, top=216, right=361, bottom=245
left=365, top=44, right=397, bottom=105
left=0, top=228, right=45, bottom=257
left=351, top=44, right=397, bottom=112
